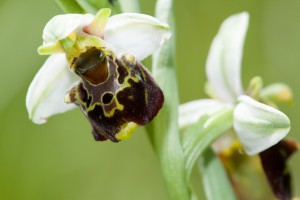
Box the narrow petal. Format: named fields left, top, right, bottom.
left=234, top=95, right=290, bottom=155
left=26, top=54, right=79, bottom=124
left=43, top=13, right=94, bottom=46
left=37, top=43, right=64, bottom=55
left=84, top=8, right=111, bottom=38
left=104, top=13, right=171, bottom=60
left=179, top=99, right=231, bottom=129
left=260, top=83, right=293, bottom=105
left=206, top=12, right=249, bottom=102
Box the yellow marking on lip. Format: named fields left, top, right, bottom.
left=64, top=93, right=72, bottom=104
left=115, top=122, right=138, bottom=141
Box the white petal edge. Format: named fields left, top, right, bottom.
left=43, top=14, right=94, bottom=46
left=179, top=99, right=232, bottom=129
left=104, top=13, right=171, bottom=61
left=26, top=54, right=79, bottom=124
left=233, top=95, right=290, bottom=155
left=206, top=12, right=249, bottom=102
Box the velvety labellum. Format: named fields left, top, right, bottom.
left=259, top=139, right=298, bottom=200
left=67, top=47, right=164, bottom=142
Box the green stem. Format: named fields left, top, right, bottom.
left=76, top=0, right=98, bottom=14
left=149, top=0, right=190, bottom=199
left=55, top=0, right=84, bottom=13
left=118, top=0, right=140, bottom=13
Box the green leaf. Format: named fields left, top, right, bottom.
left=183, top=107, right=234, bottom=178
left=199, top=148, right=237, bottom=200
left=55, top=0, right=122, bottom=15
left=77, top=0, right=121, bottom=14
left=76, top=0, right=98, bottom=14
left=55, top=0, right=85, bottom=13
left=148, top=0, right=190, bottom=199
left=181, top=114, right=210, bottom=144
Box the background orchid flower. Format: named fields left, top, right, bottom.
left=26, top=8, right=171, bottom=141
left=179, top=12, right=291, bottom=155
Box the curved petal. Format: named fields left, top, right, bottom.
left=234, top=95, right=290, bottom=155
left=179, top=99, right=232, bottom=129
left=104, top=13, right=171, bottom=60
left=43, top=13, right=94, bottom=46
left=26, top=54, right=79, bottom=124
left=206, top=12, right=249, bottom=102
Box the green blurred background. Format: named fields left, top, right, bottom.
left=0, top=0, right=299, bottom=199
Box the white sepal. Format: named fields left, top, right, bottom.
left=179, top=99, right=232, bottom=129
left=104, top=13, right=171, bottom=61
left=234, top=95, right=290, bottom=155
left=26, top=54, right=79, bottom=124
left=206, top=12, right=249, bottom=102
left=43, top=14, right=94, bottom=46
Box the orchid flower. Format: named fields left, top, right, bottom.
left=26, top=8, right=171, bottom=142
left=179, top=12, right=291, bottom=155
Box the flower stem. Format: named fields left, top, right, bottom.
left=118, top=0, right=140, bottom=13
left=148, top=0, right=190, bottom=199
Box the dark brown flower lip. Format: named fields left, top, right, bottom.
left=259, top=139, right=299, bottom=200
left=66, top=49, right=164, bottom=142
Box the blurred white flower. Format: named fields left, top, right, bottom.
left=179, top=12, right=290, bottom=155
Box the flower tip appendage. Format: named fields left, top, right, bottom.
left=27, top=8, right=169, bottom=142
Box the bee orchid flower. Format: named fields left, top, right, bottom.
left=26, top=8, right=171, bottom=142
left=179, top=12, right=291, bottom=155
